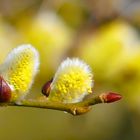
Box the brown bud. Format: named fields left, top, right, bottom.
left=0, top=76, right=11, bottom=102
left=101, top=92, right=122, bottom=103
left=42, top=79, right=53, bottom=97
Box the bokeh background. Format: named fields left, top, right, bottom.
left=0, top=0, right=140, bottom=140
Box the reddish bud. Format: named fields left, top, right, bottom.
left=42, top=79, right=53, bottom=97
left=101, top=92, right=122, bottom=103
left=0, top=76, right=11, bottom=102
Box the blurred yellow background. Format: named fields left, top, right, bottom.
left=0, top=0, right=140, bottom=140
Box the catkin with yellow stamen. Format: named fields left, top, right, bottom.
left=0, top=44, right=39, bottom=102
left=48, top=58, right=93, bottom=103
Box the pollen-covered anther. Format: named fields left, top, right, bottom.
left=0, top=44, right=40, bottom=102
left=48, top=58, right=93, bottom=103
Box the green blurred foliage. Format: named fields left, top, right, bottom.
left=0, top=0, right=140, bottom=140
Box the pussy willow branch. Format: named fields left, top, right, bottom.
left=14, top=95, right=102, bottom=115
left=0, top=92, right=121, bottom=115
left=0, top=93, right=121, bottom=115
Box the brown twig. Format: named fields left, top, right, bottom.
left=6, top=92, right=122, bottom=116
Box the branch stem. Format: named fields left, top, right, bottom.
left=0, top=92, right=121, bottom=115
left=11, top=95, right=102, bottom=115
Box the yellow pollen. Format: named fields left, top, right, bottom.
left=49, top=64, right=93, bottom=103
left=0, top=45, right=39, bottom=102
left=8, top=49, right=35, bottom=93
